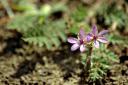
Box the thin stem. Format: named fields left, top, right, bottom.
left=85, top=47, right=93, bottom=71
left=0, top=0, right=14, bottom=18
left=80, top=47, right=93, bottom=83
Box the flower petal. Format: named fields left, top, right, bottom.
left=86, top=33, right=93, bottom=42
left=98, top=30, right=108, bottom=36
left=71, top=43, right=80, bottom=51
left=67, top=37, right=78, bottom=43
left=97, top=37, right=108, bottom=43
left=92, top=25, right=98, bottom=36
left=94, top=40, right=99, bottom=48
left=78, top=28, right=86, bottom=39
left=80, top=44, right=86, bottom=52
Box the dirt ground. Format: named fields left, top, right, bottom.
left=0, top=28, right=127, bottom=85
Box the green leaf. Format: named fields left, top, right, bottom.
left=7, top=13, right=67, bottom=50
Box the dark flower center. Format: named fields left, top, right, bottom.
left=93, top=36, right=97, bottom=40
left=79, top=39, right=84, bottom=44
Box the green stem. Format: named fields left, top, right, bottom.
left=80, top=47, right=93, bottom=82
left=0, top=0, right=14, bottom=18
left=85, top=47, right=93, bottom=71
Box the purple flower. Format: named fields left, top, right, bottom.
left=67, top=29, right=86, bottom=52
left=87, top=25, right=108, bottom=48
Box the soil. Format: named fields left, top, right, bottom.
left=0, top=28, right=127, bottom=85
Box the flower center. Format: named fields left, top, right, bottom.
left=79, top=39, right=84, bottom=44
left=93, top=36, right=97, bottom=40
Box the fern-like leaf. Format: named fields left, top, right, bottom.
left=7, top=14, right=67, bottom=50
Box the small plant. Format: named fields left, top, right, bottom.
left=96, top=0, right=128, bottom=29
left=7, top=3, right=67, bottom=50
left=68, top=25, right=118, bottom=81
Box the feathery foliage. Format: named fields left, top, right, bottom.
left=7, top=3, right=67, bottom=50
left=108, top=33, right=128, bottom=47
left=71, top=4, right=88, bottom=22
left=69, top=4, right=90, bottom=34
left=81, top=44, right=118, bottom=81
left=96, top=0, right=128, bottom=28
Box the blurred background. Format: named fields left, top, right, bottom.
left=0, top=0, right=128, bottom=84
